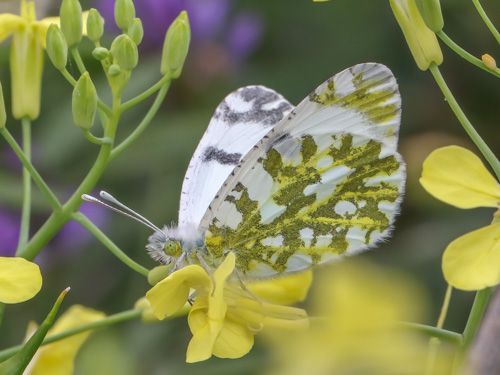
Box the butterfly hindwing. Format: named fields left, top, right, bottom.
left=178, top=86, right=293, bottom=228
left=201, top=63, right=405, bottom=277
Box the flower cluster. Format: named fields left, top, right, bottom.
left=146, top=252, right=311, bottom=362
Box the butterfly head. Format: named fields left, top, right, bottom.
left=146, top=230, right=183, bottom=264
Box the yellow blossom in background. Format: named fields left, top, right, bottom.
left=146, top=252, right=310, bottom=363
left=264, top=260, right=451, bottom=375
left=24, top=305, right=106, bottom=375
left=0, top=257, right=42, bottom=304
left=0, top=1, right=87, bottom=120
left=420, top=146, right=500, bottom=290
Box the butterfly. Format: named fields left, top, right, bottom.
left=89, top=63, right=404, bottom=278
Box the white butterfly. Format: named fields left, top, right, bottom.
left=88, top=63, right=404, bottom=278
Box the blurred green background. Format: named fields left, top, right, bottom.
left=0, top=0, right=499, bottom=373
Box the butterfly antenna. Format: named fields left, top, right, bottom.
left=81, top=192, right=162, bottom=233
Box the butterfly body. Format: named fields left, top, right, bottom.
left=146, top=63, right=405, bottom=278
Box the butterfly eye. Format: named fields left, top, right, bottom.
left=164, top=241, right=182, bottom=257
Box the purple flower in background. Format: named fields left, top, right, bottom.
left=96, top=0, right=264, bottom=73
left=54, top=200, right=109, bottom=250
left=0, top=208, right=20, bottom=257
left=0, top=195, right=109, bottom=263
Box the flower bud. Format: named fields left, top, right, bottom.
left=72, top=72, right=97, bottom=130
left=148, top=265, right=174, bottom=286
left=114, top=0, right=136, bottom=31
left=482, top=54, right=497, bottom=70
left=87, top=8, right=104, bottom=43
left=110, top=34, right=138, bottom=70
left=0, top=83, right=6, bottom=129
left=390, top=0, right=443, bottom=70
left=134, top=297, right=161, bottom=323
left=108, top=64, right=121, bottom=77
left=60, top=0, right=83, bottom=47
left=415, top=0, right=444, bottom=32
left=161, top=11, right=191, bottom=77
left=92, top=47, right=109, bottom=61
left=46, top=24, right=68, bottom=70
left=128, top=18, right=144, bottom=46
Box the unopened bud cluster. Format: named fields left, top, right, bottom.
left=41, top=0, right=191, bottom=132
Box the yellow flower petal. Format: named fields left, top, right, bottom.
left=26, top=305, right=105, bottom=375
left=212, top=319, right=254, bottom=359
left=442, top=222, right=500, bottom=290
left=186, top=253, right=236, bottom=362
left=146, top=265, right=210, bottom=319
left=186, top=298, right=223, bottom=363
left=0, top=257, right=42, bottom=304
left=0, top=14, right=22, bottom=42
left=420, top=146, right=500, bottom=208
left=249, top=270, right=313, bottom=305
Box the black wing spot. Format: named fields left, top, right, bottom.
left=202, top=146, right=242, bottom=165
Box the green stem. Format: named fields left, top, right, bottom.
left=452, top=287, right=494, bottom=372
left=82, top=129, right=113, bottom=145
left=0, top=309, right=142, bottom=363
left=436, top=31, right=500, bottom=79
left=429, top=64, right=500, bottom=180
left=472, top=0, right=500, bottom=44
left=16, top=118, right=32, bottom=254
left=424, top=284, right=454, bottom=375
left=396, top=322, right=463, bottom=345
left=111, top=82, right=171, bottom=161
left=61, top=68, right=77, bottom=85
left=424, top=337, right=441, bottom=375
left=462, top=287, right=493, bottom=348
left=72, top=212, right=149, bottom=276
left=0, top=128, right=61, bottom=211
left=120, top=74, right=172, bottom=112
left=437, top=284, right=453, bottom=329
left=70, top=46, right=87, bottom=74
left=17, top=98, right=122, bottom=260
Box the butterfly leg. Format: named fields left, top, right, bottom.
left=233, top=267, right=263, bottom=305
left=169, top=251, right=187, bottom=275
left=196, top=252, right=217, bottom=296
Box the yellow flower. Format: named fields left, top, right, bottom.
left=0, top=1, right=87, bottom=120
left=420, top=146, right=500, bottom=290
left=390, top=0, right=443, bottom=70
left=146, top=252, right=310, bottom=363
left=0, top=256, right=42, bottom=304
left=24, top=305, right=106, bottom=375
left=265, top=260, right=451, bottom=375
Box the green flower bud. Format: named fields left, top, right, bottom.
left=110, top=34, right=138, bottom=70
left=0, top=83, right=6, bottom=129
left=92, top=47, right=109, bottom=61
left=161, top=11, right=191, bottom=77
left=114, top=0, right=136, bottom=31
left=390, top=0, right=443, bottom=70
left=87, top=8, right=105, bottom=42
left=60, top=0, right=83, bottom=47
left=148, top=265, right=174, bottom=286
left=128, top=18, right=144, bottom=45
left=415, top=0, right=443, bottom=32
left=108, top=64, right=122, bottom=77
left=46, top=24, right=68, bottom=70
left=72, top=72, right=97, bottom=130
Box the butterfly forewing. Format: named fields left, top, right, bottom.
left=178, top=86, right=293, bottom=228
left=201, top=63, right=405, bottom=277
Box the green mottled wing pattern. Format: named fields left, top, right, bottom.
left=201, top=63, right=404, bottom=277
